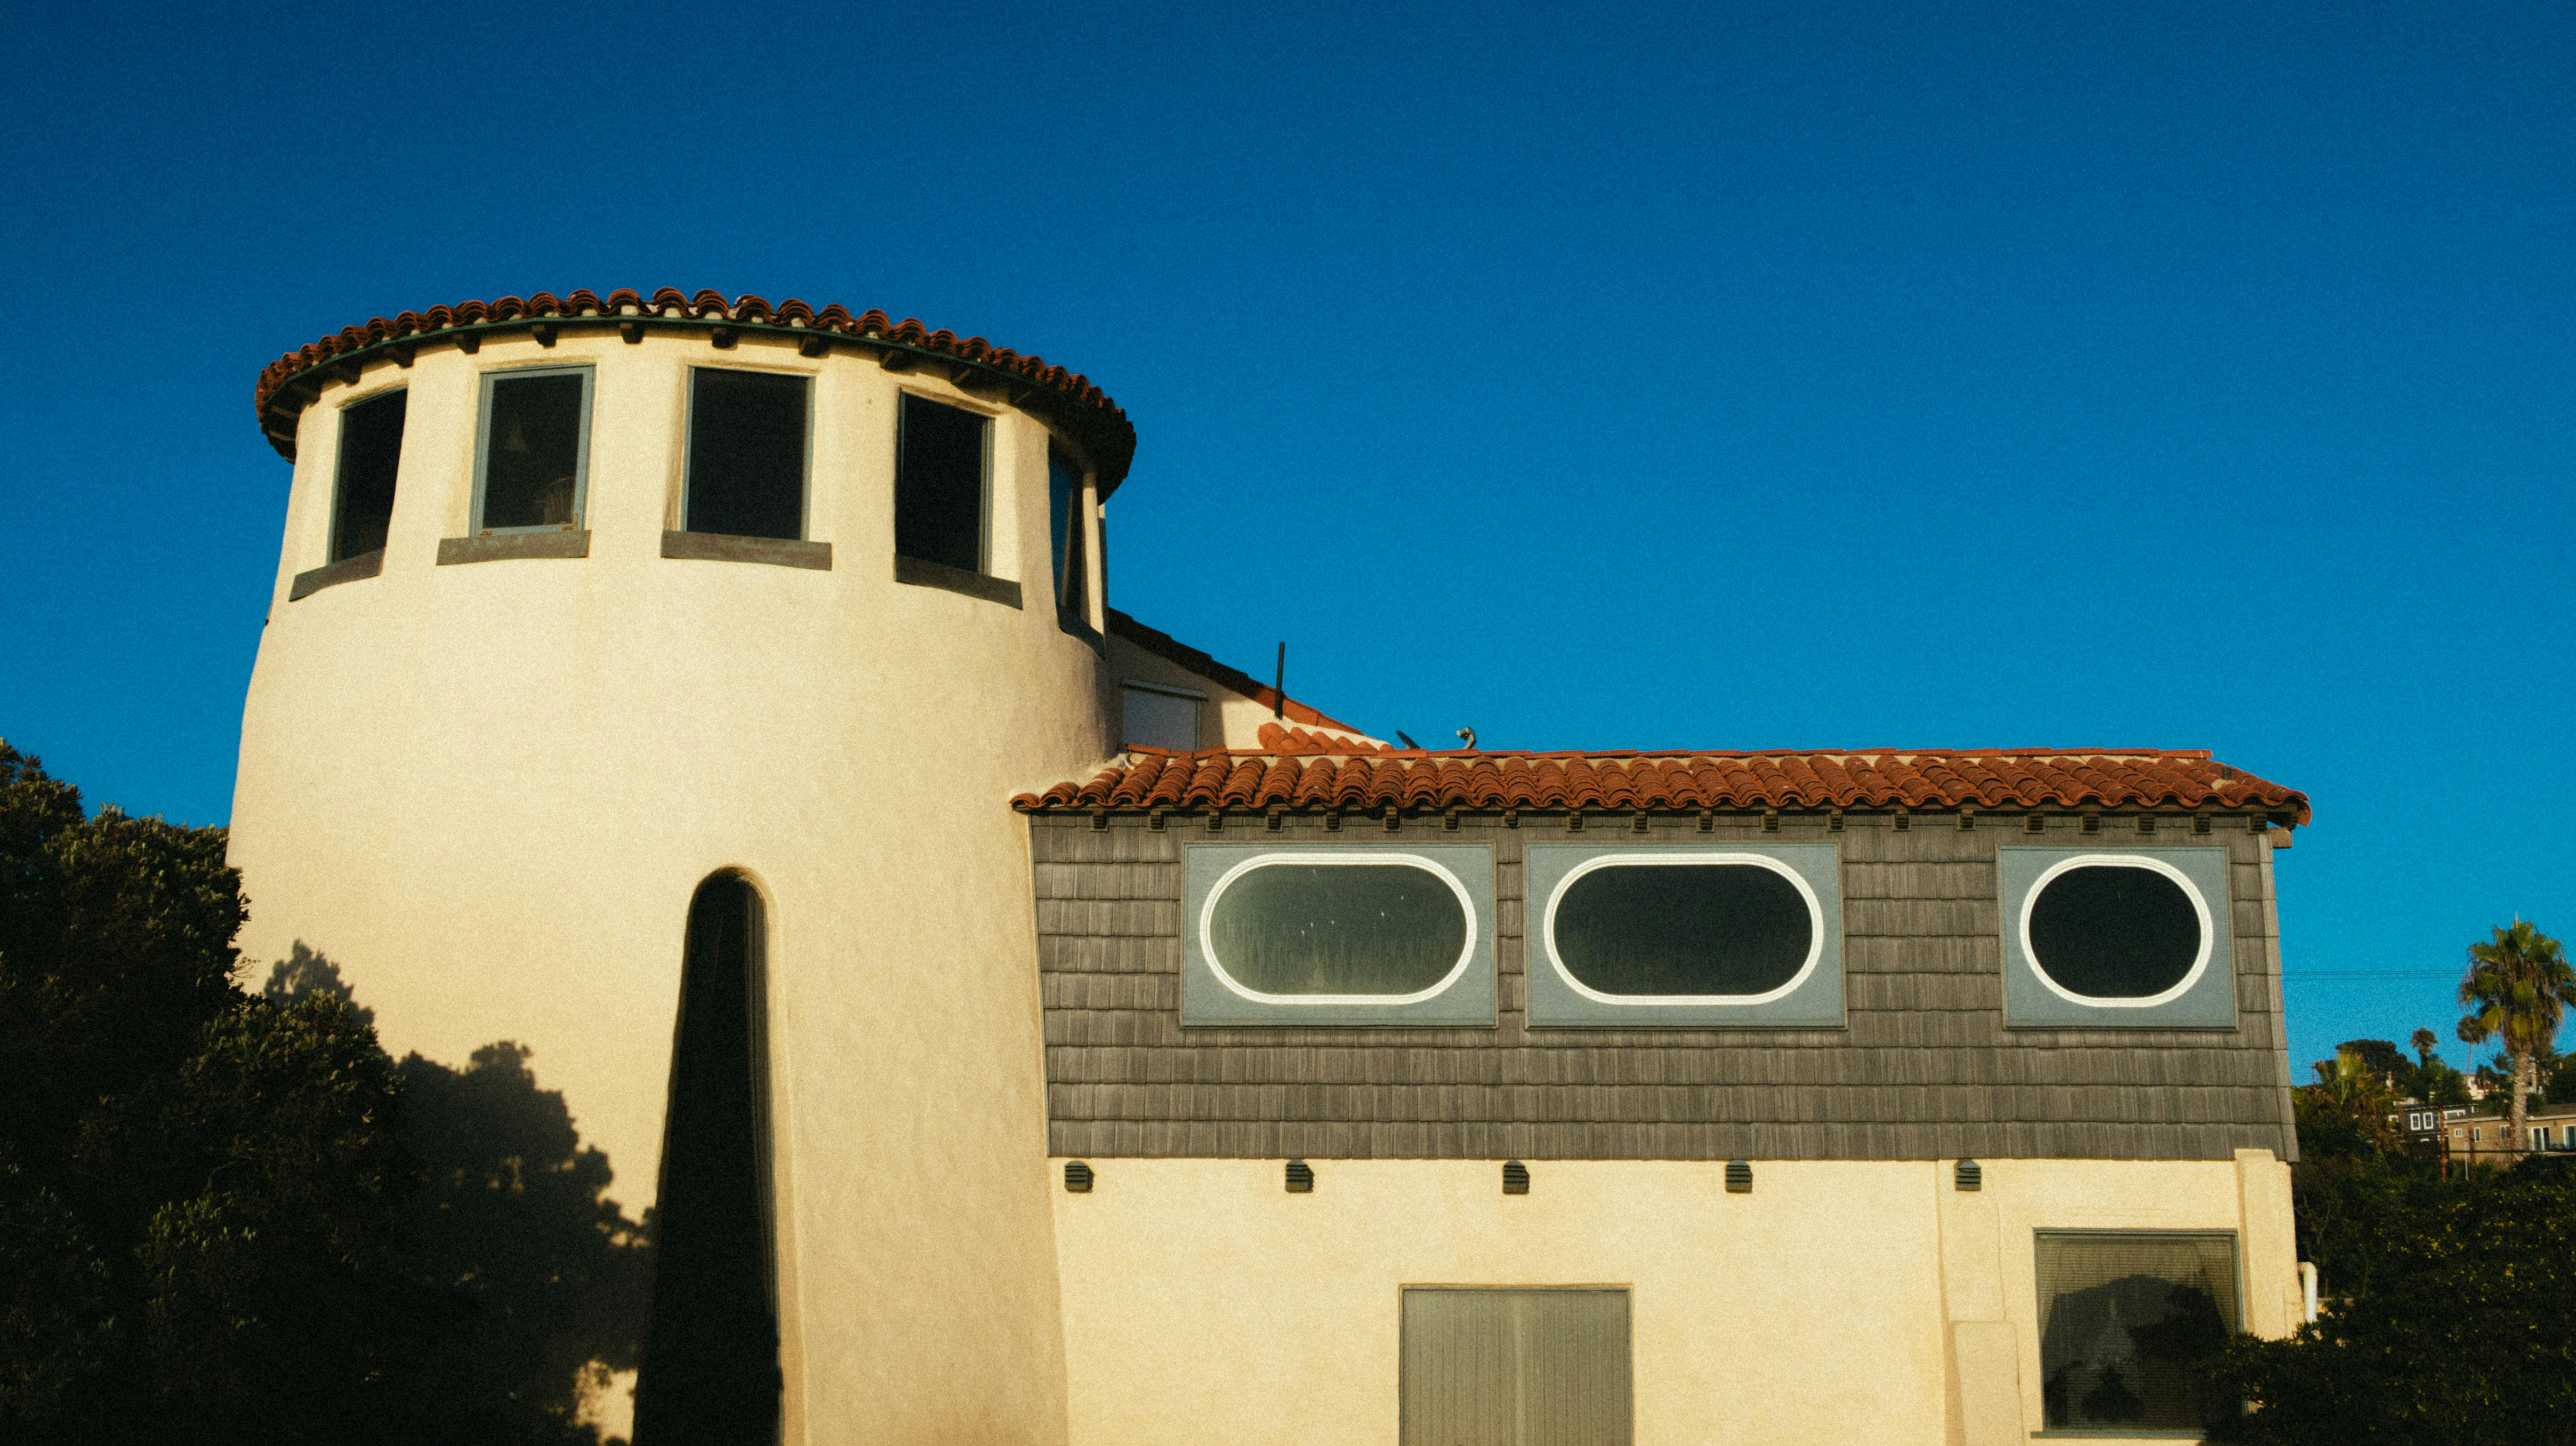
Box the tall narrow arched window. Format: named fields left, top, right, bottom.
left=635, top=873, right=781, bottom=1445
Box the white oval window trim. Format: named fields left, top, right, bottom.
left=1540, top=852, right=1827, bottom=1007
left=2017, top=852, right=2215, bottom=1010
left=1198, top=851, right=1480, bottom=1007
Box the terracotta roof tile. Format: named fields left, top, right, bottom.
left=254, top=288, right=1136, bottom=487
left=1014, top=747, right=2310, bottom=823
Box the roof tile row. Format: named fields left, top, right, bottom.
left=1016, top=747, right=2310, bottom=822
left=256, top=288, right=1132, bottom=474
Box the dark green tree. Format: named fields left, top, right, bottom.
left=0, top=744, right=649, bottom=1445
left=2206, top=1159, right=2576, bottom=1445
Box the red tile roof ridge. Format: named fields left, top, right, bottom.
left=1108, top=611, right=1368, bottom=736
left=1011, top=747, right=2310, bottom=824
left=252, top=288, right=1136, bottom=485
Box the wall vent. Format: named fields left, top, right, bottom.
left=1063, top=1161, right=1094, bottom=1193
left=2025, top=813, right=2045, bottom=834
left=2081, top=811, right=2101, bottom=835
left=1955, top=1159, right=1982, bottom=1192
left=1724, top=1159, right=1753, bottom=1193
left=1502, top=1160, right=1530, bottom=1195
left=1285, top=1159, right=1314, bottom=1193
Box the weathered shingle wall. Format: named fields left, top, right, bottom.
left=1031, top=813, right=2298, bottom=1162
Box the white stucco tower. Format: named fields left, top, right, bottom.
left=229, top=289, right=1138, bottom=1444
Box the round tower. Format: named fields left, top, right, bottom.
left=228, top=289, right=1131, bottom=1443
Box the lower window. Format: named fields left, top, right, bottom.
left=1401, top=1287, right=1630, bottom=1446
left=2037, top=1231, right=2240, bottom=1433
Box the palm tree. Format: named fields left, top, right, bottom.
left=2455, top=919, right=2572, bottom=1152
left=2313, top=1048, right=2403, bottom=1151
left=2411, top=1027, right=2439, bottom=1072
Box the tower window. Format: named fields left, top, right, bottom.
left=895, top=394, right=989, bottom=574
left=330, top=390, right=406, bottom=562
left=475, top=368, right=591, bottom=531
left=1048, top=451, right=1090, bottom=618
left=687, top=369, right=811, bottom=541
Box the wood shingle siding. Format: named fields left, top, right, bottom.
left=1029, top=812, right=2297, bottom=1162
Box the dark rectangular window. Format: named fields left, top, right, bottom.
left=2037, top=1231, right=2240, bottom=1433
left=687, top=370, right=810, bottom=540
left=896, top=394, right=988, bottom=573
left=478, top=370, right=590, bottom=530
left=1047, top=452, right=1089, bottom=615
left=331, top=390, right=407, bottom=562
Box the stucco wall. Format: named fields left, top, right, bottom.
left=1050, top=1153, right=2297, bottom=1446
left=231, top=329, right=1111, bottom=1444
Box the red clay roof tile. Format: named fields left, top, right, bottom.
left=1014, top=747, right=2310, bottom=823
left=254, top=288, right=1136, bottom=487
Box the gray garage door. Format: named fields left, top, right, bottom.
left=1401, top=1287, right=1632, bottom=1446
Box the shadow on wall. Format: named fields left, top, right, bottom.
left=264, top=946, right=653, bottom=1442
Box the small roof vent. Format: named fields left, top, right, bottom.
left=1955, top=1159, right=1982, bottom=1192
left=1285, top=1159, right=1314, bottom=1193
left=1063, top=1161, right=1094, bottom=1193
left=1725, top=1159, right=1754, bottom=1194
left=1502, top=1160, right=1530, bottom=1195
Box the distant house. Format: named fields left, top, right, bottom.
left=228, top=287, right=2319, bottom=1446
left=2439, top=1102, right=2576, bottom=1166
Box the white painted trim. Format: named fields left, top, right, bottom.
left=2017, top=853, right=2214, bottom=1009
left=1199, top=852, right=1478, bottom=1006
left=1540, top=853, right=1826, bottom=1007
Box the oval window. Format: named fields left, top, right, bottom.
left=1550, top=860, right=1817, bottom=1000
left=1203, top=858, right=1473, bottom=1002
left=2024, top=860, right=2207, bottom=1002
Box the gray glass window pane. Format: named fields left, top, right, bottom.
left=1048, top=453, right=1087, bottom=612
left=481, top=373, right=585, bottom=529
left=2029, top=865, right=2200, bottom=998
left=2037, top=1233, right=2239, bottom=1433
left=687, top=370, right=808, bottom=540
left=331, top=390, right=405, bottom=562
left=1121, top=688, right=1199, bottom=750
left=1209, top=863, right=1466, bottom=995
left=1553, top=863, right=1810, bottom=995
left=896, top=394, right=985, bottom=572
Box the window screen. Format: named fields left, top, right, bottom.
left=1048, top=453, right=1089, bottom=615
left=1551, top=860, right=1814, bottom=996
left=1207, top=860, right=1470, bottom=998
left=895, top=394, right=987, bottom=572
left=2028, top=863, right=2204, bottom=999
left=331, top=390, right=406, bottom=562
left=1401, top=1288, right=1631, bottom=1446
left=2036, top=1232, right=2239, bottom=1433
left=1121, top=684, right=1201, bottom=750
left=687, top=370, right=809, bottom=540
left=478, top=370, right=588, bottom=530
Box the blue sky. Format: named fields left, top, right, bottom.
left=3, top=3, right=2568, bottom=1074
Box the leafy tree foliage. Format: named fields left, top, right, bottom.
left=2334, top=1038, right=2408, bottom=1088
left=2207, top=1028, right=2576, bottom=1445
left=2207, top=1159, right=2576, bottom=1445
left=0, top=744, right=648, bottom=1444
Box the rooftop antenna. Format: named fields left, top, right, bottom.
left=1272, top=643, right=1286, bottom=720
